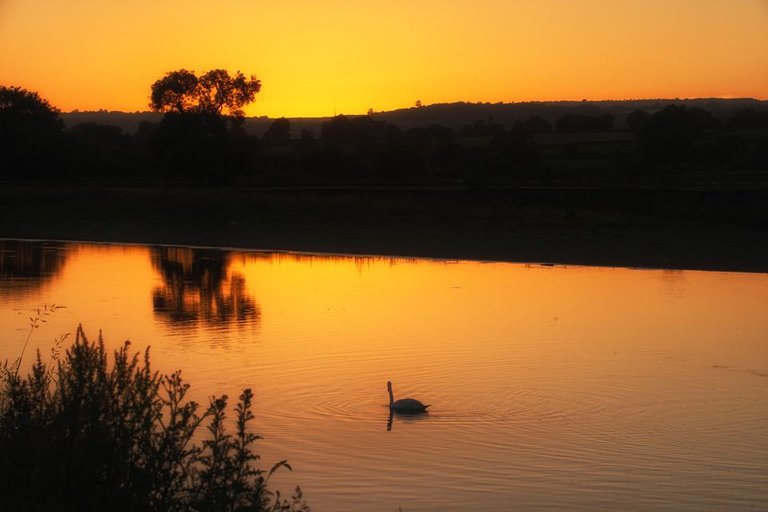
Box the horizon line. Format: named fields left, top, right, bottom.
left=60, top=95, right=768, bottom=118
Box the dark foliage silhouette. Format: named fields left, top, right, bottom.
left=729, top=108, right=768, bottom=130
left=150, top=69, right=261, bottom=118
left=627, top=110, right=650, bottom=131
left=0, top=85, right=765, bottom=187
left=0, top=326, right=308, bottom=511
left=513, top=115, right=553, bottom=134
left=64, top=122, right=153, bottom=179
left=638, top=104, right=719, bottom=163
left=68, top=122, right=127, bottom=145
left=319, top=115, right=353, bottom=147
left=149, top=111, right=258, bottom=184
left=555, top=113, right=614, bottom=133
left=148, top=69, right=261, bottom=184
left=491, top=125, right=540, bottom=169
left=262, top=117, right=291, bottom=144
left=0, top=85, right=64, bottom=177
left=460, top=119, right=505, bottom=137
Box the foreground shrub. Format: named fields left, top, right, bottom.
left=0, top=325, right=308, bottom=512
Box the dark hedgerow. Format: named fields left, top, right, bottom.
left=0, top=325, right=309, bottom=512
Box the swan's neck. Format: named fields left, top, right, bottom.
left=388, top=386, right=394, bottom=406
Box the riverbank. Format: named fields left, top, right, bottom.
left=2, top=184, right=767, bottom=273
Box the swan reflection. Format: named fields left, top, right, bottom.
left=387, top=408, right=431, bottom=431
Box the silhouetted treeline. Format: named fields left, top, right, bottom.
left=2, top=85, right=768, bottom=187
left=60, top=98, right=766, bottom=133
left=370, top=98, right=767, bottom=131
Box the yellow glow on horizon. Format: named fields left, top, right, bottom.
left=1, top=0, right=767, bottom=117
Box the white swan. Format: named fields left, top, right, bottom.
left=387, top=381, right=429, bottom=413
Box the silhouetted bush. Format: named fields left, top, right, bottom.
left=0, top=325, right=308, bottom=512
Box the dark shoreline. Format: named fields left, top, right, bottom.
left=2, top=185, right=767, bottom=273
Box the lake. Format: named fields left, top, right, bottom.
left=1, top=239, right=766, bottom=511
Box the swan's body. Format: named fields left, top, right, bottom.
left=388, top=381, right=429, bottom=413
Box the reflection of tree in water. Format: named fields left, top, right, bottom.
left=244, top=251, right=419, bottom=272
left=150, top=247, right=259, bottom=327
left=0, top=240, right=68, bottom=296
left=658, top=269, right=687, bottom=298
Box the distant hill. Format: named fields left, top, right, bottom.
left=61, top=111, right=162, bottom=133
left=61, top=98, right=768, bottom=135
left=372, top=98, right=768, bottom=130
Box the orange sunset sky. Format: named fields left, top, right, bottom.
left=1, top=0, right=767, bottom=118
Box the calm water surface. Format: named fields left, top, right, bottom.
left=1, top=240, right=767, bottom=511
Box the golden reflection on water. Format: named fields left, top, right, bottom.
left=150, top=247, right=259, bottom=328
left=1, top=241, right=767, bottom=511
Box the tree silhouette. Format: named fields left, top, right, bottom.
left=638, top=105, right=707, bottom=163
left=0, top=86, right=64, bottom=177
left=148, top=69, right=261, bottom=184
left=729, top=108, right=768, bottom=130
left=262, top=117, right=291, bottom=143
left=148, top=69, right=198, bottom=114
left=627, top=110, right=650, bottom=131
left=320, top=115, right=352, bottom=147
left=150, top=69, right=261, bottom=118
